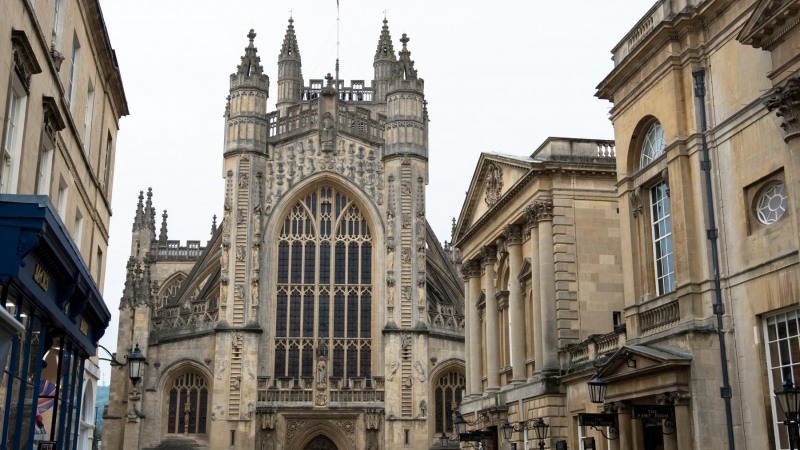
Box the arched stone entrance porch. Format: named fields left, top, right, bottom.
left=303, top=435, right=338, bottom=450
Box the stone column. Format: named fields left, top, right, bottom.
left=524, top=205, right=541, bottom=375
left=505, top=225, right=526, bottom=383
left=616, top=403, right=633, bottom=450
left=673, top=396, right=692, bottom=450
left=460, top=263, right=473, bottom=397
left=536, top=198, right=557, bottom=371
left=481, top=246, right=500, bottom=391
left=465, top=260, right=483, bottom=396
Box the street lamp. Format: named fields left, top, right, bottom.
left=98, top=343, right=148, bottom=386
left=440, top=413, right=493, bottom=448
left=588, top=374, right=608, bottom=404
left=775, top=378, right=800, bottom=450
left=502, top=417, right=549, bottom=450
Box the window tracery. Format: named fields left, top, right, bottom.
left=274, top=186, right=373, bottom=381
left=639, top=122, right=666, bottom=169
left=166, top=370, right=208, bottom=435
left=433, top=371, right=464, bottom=433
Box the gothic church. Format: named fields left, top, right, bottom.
left=104, top=19, right=465, bottom=450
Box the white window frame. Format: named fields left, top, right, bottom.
left=36, top=132, right=55, bottom=196
left=83, top=80, right=94, bottom=153
left=56, top=177, right=68, bottom=219
left=650, top=181, right=675, bottom=295
left=640, top=122, right=666, bottom=169
left=101, top=132, right=112, bottom=192
left=764, top=308, right=800, bottom=450
left=67, top=36, right=80, bottom=110
left=2, top=75, right=28, bottom=194
left=73, top=208, right=83, bottom=248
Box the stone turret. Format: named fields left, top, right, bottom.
left=372, top=18, right=397, bottom=102
left=384, top=33, right=427, bottom=159
left=225, top=29, right=269, bottom=156
left=276, top=18, right=303, bottom=115
left=130, top=188, right=156, bottom=260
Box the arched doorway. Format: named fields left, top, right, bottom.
left=303, top=435, right=338, bottom=450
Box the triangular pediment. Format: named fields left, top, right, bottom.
left=738, top=0, right=800, bottom=49
left=453, top=153, right=534, bottom=244
left=598, top=345, right=691, bottom=382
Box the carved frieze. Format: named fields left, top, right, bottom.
left=484, top=162, right=503, bottom=207
left=766, top=76, right=800, bottom=142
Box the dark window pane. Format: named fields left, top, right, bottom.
left=333, top=347, right=344, bottom=377
left=304, top=242, right=316, bottom=283
left=276, top=294, right=287, bottom=337
left=360, top=346, right=371, bottom=377
left=302, top=348, right=314, bottom=377
left=361, top=243, right=372, bottom=284
left=198, top=389, right=207, bottom=433
left=320, top=242, right=331, bottom=284
left=435, top=387, right=443, bottom=433
left=318, top=294, right=330, bottom=337
left=334, top=293, right=345, bottom=337
left=303, top=293, right=314, bottom=337
left=348, top=244, right=359, bottom=284
left=168, top=389, right=177, bottom=433
left=347, top=292, right=358, bottom=337
left=288, top=347, right=300, bottom=378
left=347, top=344, right=358, bottom=379
left=361, top=293, right=371, bottom=338
left=335, top=243, right=346, bottom=284
left=291, top=242, right=302, bottom=283
left=178, top=390, right=187, bottom=433
left=289, top=293, right=301, bottom=336
left=189, top=390, right=197, bottom=432
left=277, top=242, right=289, bottom=283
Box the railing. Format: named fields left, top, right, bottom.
left=597, top=142, right=616, bottom=158
left=151, top=302, right=217, bottom=330
left=429, top=304, right=465, bottom=331
left=563, top=327, right=626, bottom=368
left=257, top=376, right=385, bottom=405
left=153, top=240, right=205, bottom=260
left=612, top=2, right=667, bottom=66
left=639, top=299, right=680, bottom=334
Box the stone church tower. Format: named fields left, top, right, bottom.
left=104, top=19, right=465, bottom=450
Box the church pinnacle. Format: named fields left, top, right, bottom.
left=236, top=29, right=263, bottom=77
left=279, top=18, right=301, bottom=62
left=394, top=33, right=418, bottom=81
left=374, top=18, right=397, bottom=63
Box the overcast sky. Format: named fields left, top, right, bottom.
left=97, top=0, right=655, bottom=382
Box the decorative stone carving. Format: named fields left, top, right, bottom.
left=417, top=281, right=426, bottom=307
left=365, top=409, right=381, bottom=430
left=504, top=224, right=523, bottom=245
left=239, top=172, right=249, bottom=188
left=459, top=260, right=481, bottom=280
left=419, top=399, right=427, bottom=417
left=320, top=112, right=335, bottom=152
left=388, top=361, right=400, bottom=381
left=401, top=212, right=411, bottom=229
left=401, top=333, right=411, bottom=349
left=484, top=162, right=503, bottom=206
left=387, top=279, right=395, bottom=308
left=401, top=247, right=411, bottom=264
left=534, top=197, right=554, bottom=221
left=387, top=245, right=395, bottom=272
left=630, top=187, right=643, bottom=218
left=315, top=393, right=328, bottom=406
left=260, top=409, right=276, bottom=430
left=236, top=244, right=245, bottom=261
left=413, top=361, right=426, bottom=381
left=766, top=76, right=800, bottom=142
left=401, top=179, right=411, bottom=196
left=215, top=360, right=228, bottom=380
left=480, top=245, right=497, bottom=266
left=523, top=205, right=538, bottom=234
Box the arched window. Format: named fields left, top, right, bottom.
left=166, top=371, right=208, bottom=435
left=274, top=186, right=373, bottom=381
left=639, top=122, right=666, bottom=169
left=434, top=371, right=465, bottom=433
left=158, top=273, right=186, bottom=309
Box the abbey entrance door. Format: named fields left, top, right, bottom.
left=304, top=435, right=338, bottom=450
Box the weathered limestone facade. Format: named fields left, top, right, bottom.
left=558, top=1, right=800, bottom=449
left=104, top=20, right=465, bottom=450
left=453, top=138, right=624, bottom=448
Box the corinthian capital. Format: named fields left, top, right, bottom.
left=766, top=76, right=800, bottom=142
left=534, top=197, right=554, bottom=222
left=504, top=224, right=523, bottom=245
left=459, top=260, right=481, bottom=280
left=480, top=245, right=497, bottom=266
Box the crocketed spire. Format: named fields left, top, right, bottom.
left=279, top=18, right=301, bottom=62
left=132, top=191, right=144, bottom=231
left=158, top=210, right=168, bottom=245
left=375, top=18, right=397, bottom=63
left=237, top=29, right=264, bottom=76
left=394, top=33, right=418, bottom=80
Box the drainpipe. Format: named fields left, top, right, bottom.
left=692, top=68, right=736, bottom=450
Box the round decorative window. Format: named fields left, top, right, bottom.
left=639, top=122, right=667, bottom=169
left=756, top=182, right=788, bottom=225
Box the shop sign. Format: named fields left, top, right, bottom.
left=38, top=442, right=56, bottom=450
left=578, top=413, right=617, bottom=427
left=632, top=405, right=674, bottom=420
left=33, top=263, right=49, bottom=292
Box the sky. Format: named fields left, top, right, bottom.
left=96, top=0, right=655, bottom=382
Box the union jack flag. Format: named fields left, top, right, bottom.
left=37, top=380, right=57, bottom=414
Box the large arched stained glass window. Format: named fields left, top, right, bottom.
left=274, top=186, right=373, bottom=381
left=166, top=371, right=208, bottom=434
left=639, top=122, right=666, bottom=169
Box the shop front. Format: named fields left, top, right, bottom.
left=0, top=196, right=110, bottom=450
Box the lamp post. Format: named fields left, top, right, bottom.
left=127, top=344, right=146, bottom=386
left=775, top=378, right=800, bottom=450
left=440, top=413, right=493, bottom=448
left=502, top=417, right=549, bottom=449
left=588, top=375, right=608, bottom=404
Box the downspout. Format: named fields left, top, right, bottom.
left=692, top=68, right=736, bottom=450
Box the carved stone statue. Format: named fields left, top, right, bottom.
left=320, top=112, right=335, bottom=152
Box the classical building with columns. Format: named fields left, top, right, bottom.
left=558, top=0, right=800, bottom=449
left=454, top=1, right=800, bottom=449
left=103, top=19, right=465, bottom=450
left=452, top=138, right=623, bottom=448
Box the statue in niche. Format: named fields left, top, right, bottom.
left=316, top=359, right=328, bottom=390
left=239, top=172, right=249, bottom=188
left=401, top=180, right=411, bottom=196
left=253, top=205, right=262, bottom=235
left=417, top=247, right=426, bottom=270
left=417, top=281, right=425, bottom=307
left=252, top=247, right=260, bottom=272
left=320, top=112, right=335, bottom=152
left=387, top=281, right=395, bottom=307
left=401, top=247, right=411, bottom=264
left=222, top=210, right=231, bottom=235
left=221, top=244, right=229, bottom=270
left=419, top=399, right=427, bottom=417
left=387, top=246, right=395, bottom=272
left=236, top=245, right=245, bottom=262
left=401, top=213, right=411, bottom=229
left=250, top=282, right=258, bottom=307
left=387, top=211, right=395, bottom=239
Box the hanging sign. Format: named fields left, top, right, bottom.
left=632, top=405, right=674, bottom=420
left=578, top=413, right=617, bottom=427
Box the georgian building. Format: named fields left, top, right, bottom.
left=452, top=138, right=624, bottom=449
left=103, top=20, right=465, bottom=450
left=0, top=0, right=128, bottom=449
left=557, top=0, right=800, bottom=449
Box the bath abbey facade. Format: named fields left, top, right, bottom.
left=103, top=19, right=466, bottom=450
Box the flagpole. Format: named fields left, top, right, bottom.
left=335, top=0, right=340, bottom=96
